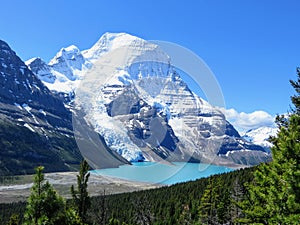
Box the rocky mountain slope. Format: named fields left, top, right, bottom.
left=27, top=33, right=271, bottom=168
left=0, top=40, right=127, bottom=175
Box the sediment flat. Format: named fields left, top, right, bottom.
left=0, top=172, right=161, bottom=203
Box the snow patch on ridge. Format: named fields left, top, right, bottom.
left=242, top=126, right=278, bottom=148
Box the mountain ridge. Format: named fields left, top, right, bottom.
left=26, top=32, right=271, bottom=168
left=242, top=126, right=278, bottom=151
left=0, top=39, right=128, bottom=175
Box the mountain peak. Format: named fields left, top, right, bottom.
left=0, top=39, right=68, bottom=115
left=26, top=57, right=40, bottom=65
left=242, top=126, right=278, bottom=149
left=49, top=44, right=82, bottom=66
left=26, top=57, right=56, bottom=84
left=28, top=32, right=171, bottom=94
left=0, top=40, right=12, bottom=52
left=82, top=32, right=167, bottom=62
left=47, top=44, right=91, bottom=84
left=26, top=33, right=271, bottom=167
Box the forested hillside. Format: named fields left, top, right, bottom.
left=0, top=166, right=254, bottom=225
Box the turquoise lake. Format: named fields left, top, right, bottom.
left=91, top=162, right=233, bottom=185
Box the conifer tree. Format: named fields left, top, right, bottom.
left=133, top=193, right=153, bottom=225
left=23, top=166, right=64, bottom=224
left=177, top=204, right=192, bottom=225
left=238, top=69, right=300, bottom=224
left=290, top=67, right=300, bottom=114
left=230, top=177, right=246, bottom=222
left=71, top=160, right=91, bottom=224
left=108, top=217, right=129, bottom=225
left=6, top=214, right=19, bottom=225
left=23, top=166, right=82, bottom=225
left=217, top=188, right=231, bottom=224
left=198, top=177, right=220, bottom=225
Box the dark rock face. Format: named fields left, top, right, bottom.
left=106, top=87, right=179, bottom=161
left=26, top=57, right=56, bottom=83
left=217, top=137, right=270, bottom=165
left=224, top=121, right=241, bottom=138
left=126, top=105, right=178, bottom=151
left=0, top=40, right=129, bottom=175
left=104, top=81, right=270, bottom=166
left=0, top=40, right=69, bottom=120
left=218, top=137, right=265, bottom=154
left=0, top=40, right=82, bottom=175
left=106, top=87, right=147, bottom=117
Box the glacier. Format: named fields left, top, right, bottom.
left=26, top=32, right=271, bottom=167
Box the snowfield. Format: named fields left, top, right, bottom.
left=26, top=32, right=273, bottom=166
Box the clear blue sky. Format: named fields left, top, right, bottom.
left=1, top=0, right=299, bottom=117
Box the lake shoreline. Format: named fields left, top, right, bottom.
left=91, top=162, right=238, bottom=185
left=0, top=161, right=250, bottom=203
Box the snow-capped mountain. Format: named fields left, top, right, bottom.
left=26, top=45, right=92, bottom=94
left=0, top=39, right=128, bottom=175
left=26, top=33, right=170, bottom=95
left=0, top=39, right=81, bottom=175
left=242, top=126, right=278, bottom=150
left=27, top=32, right=271, bottom=167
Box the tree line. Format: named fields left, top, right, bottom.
left=1, top=162, right=254, bottom=225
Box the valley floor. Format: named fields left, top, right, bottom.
left=0, top=172, right=160, bottom=203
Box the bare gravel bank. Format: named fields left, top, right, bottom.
left=0, top=172, right=161, bottom=203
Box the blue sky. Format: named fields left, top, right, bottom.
left=1, top=0, right=299, bottom=130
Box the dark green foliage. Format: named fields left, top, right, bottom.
left=22, top=166, right=83, bottom=225
left=71, top=160, right=91, bottom=224
left=87, top=190, right=108, bottom=225
left=132, top=193, right=153, bottom=224
left=198, top=177, right=220, bottom=224
left=108, top=218, right=120, bottom=225
left=0, top=202, right=26, bottom=225
left=290, top=67, right=300, bottom=114
left=87, top=167, right=254, bottom=225
left=6, top=214, right=20, bottom=225
left=239, top=115, right=300, bottom=224
left=197, top=169, right=251, bottom=225
left=238, top=70, right=300, bottom=224
left=108, top=217, right=128, bottom=225
left=177, top=204, right=192, bottom=225
left=0, top=167, right=254, bottom=225
left=23, top=166, right=66, bottom=224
